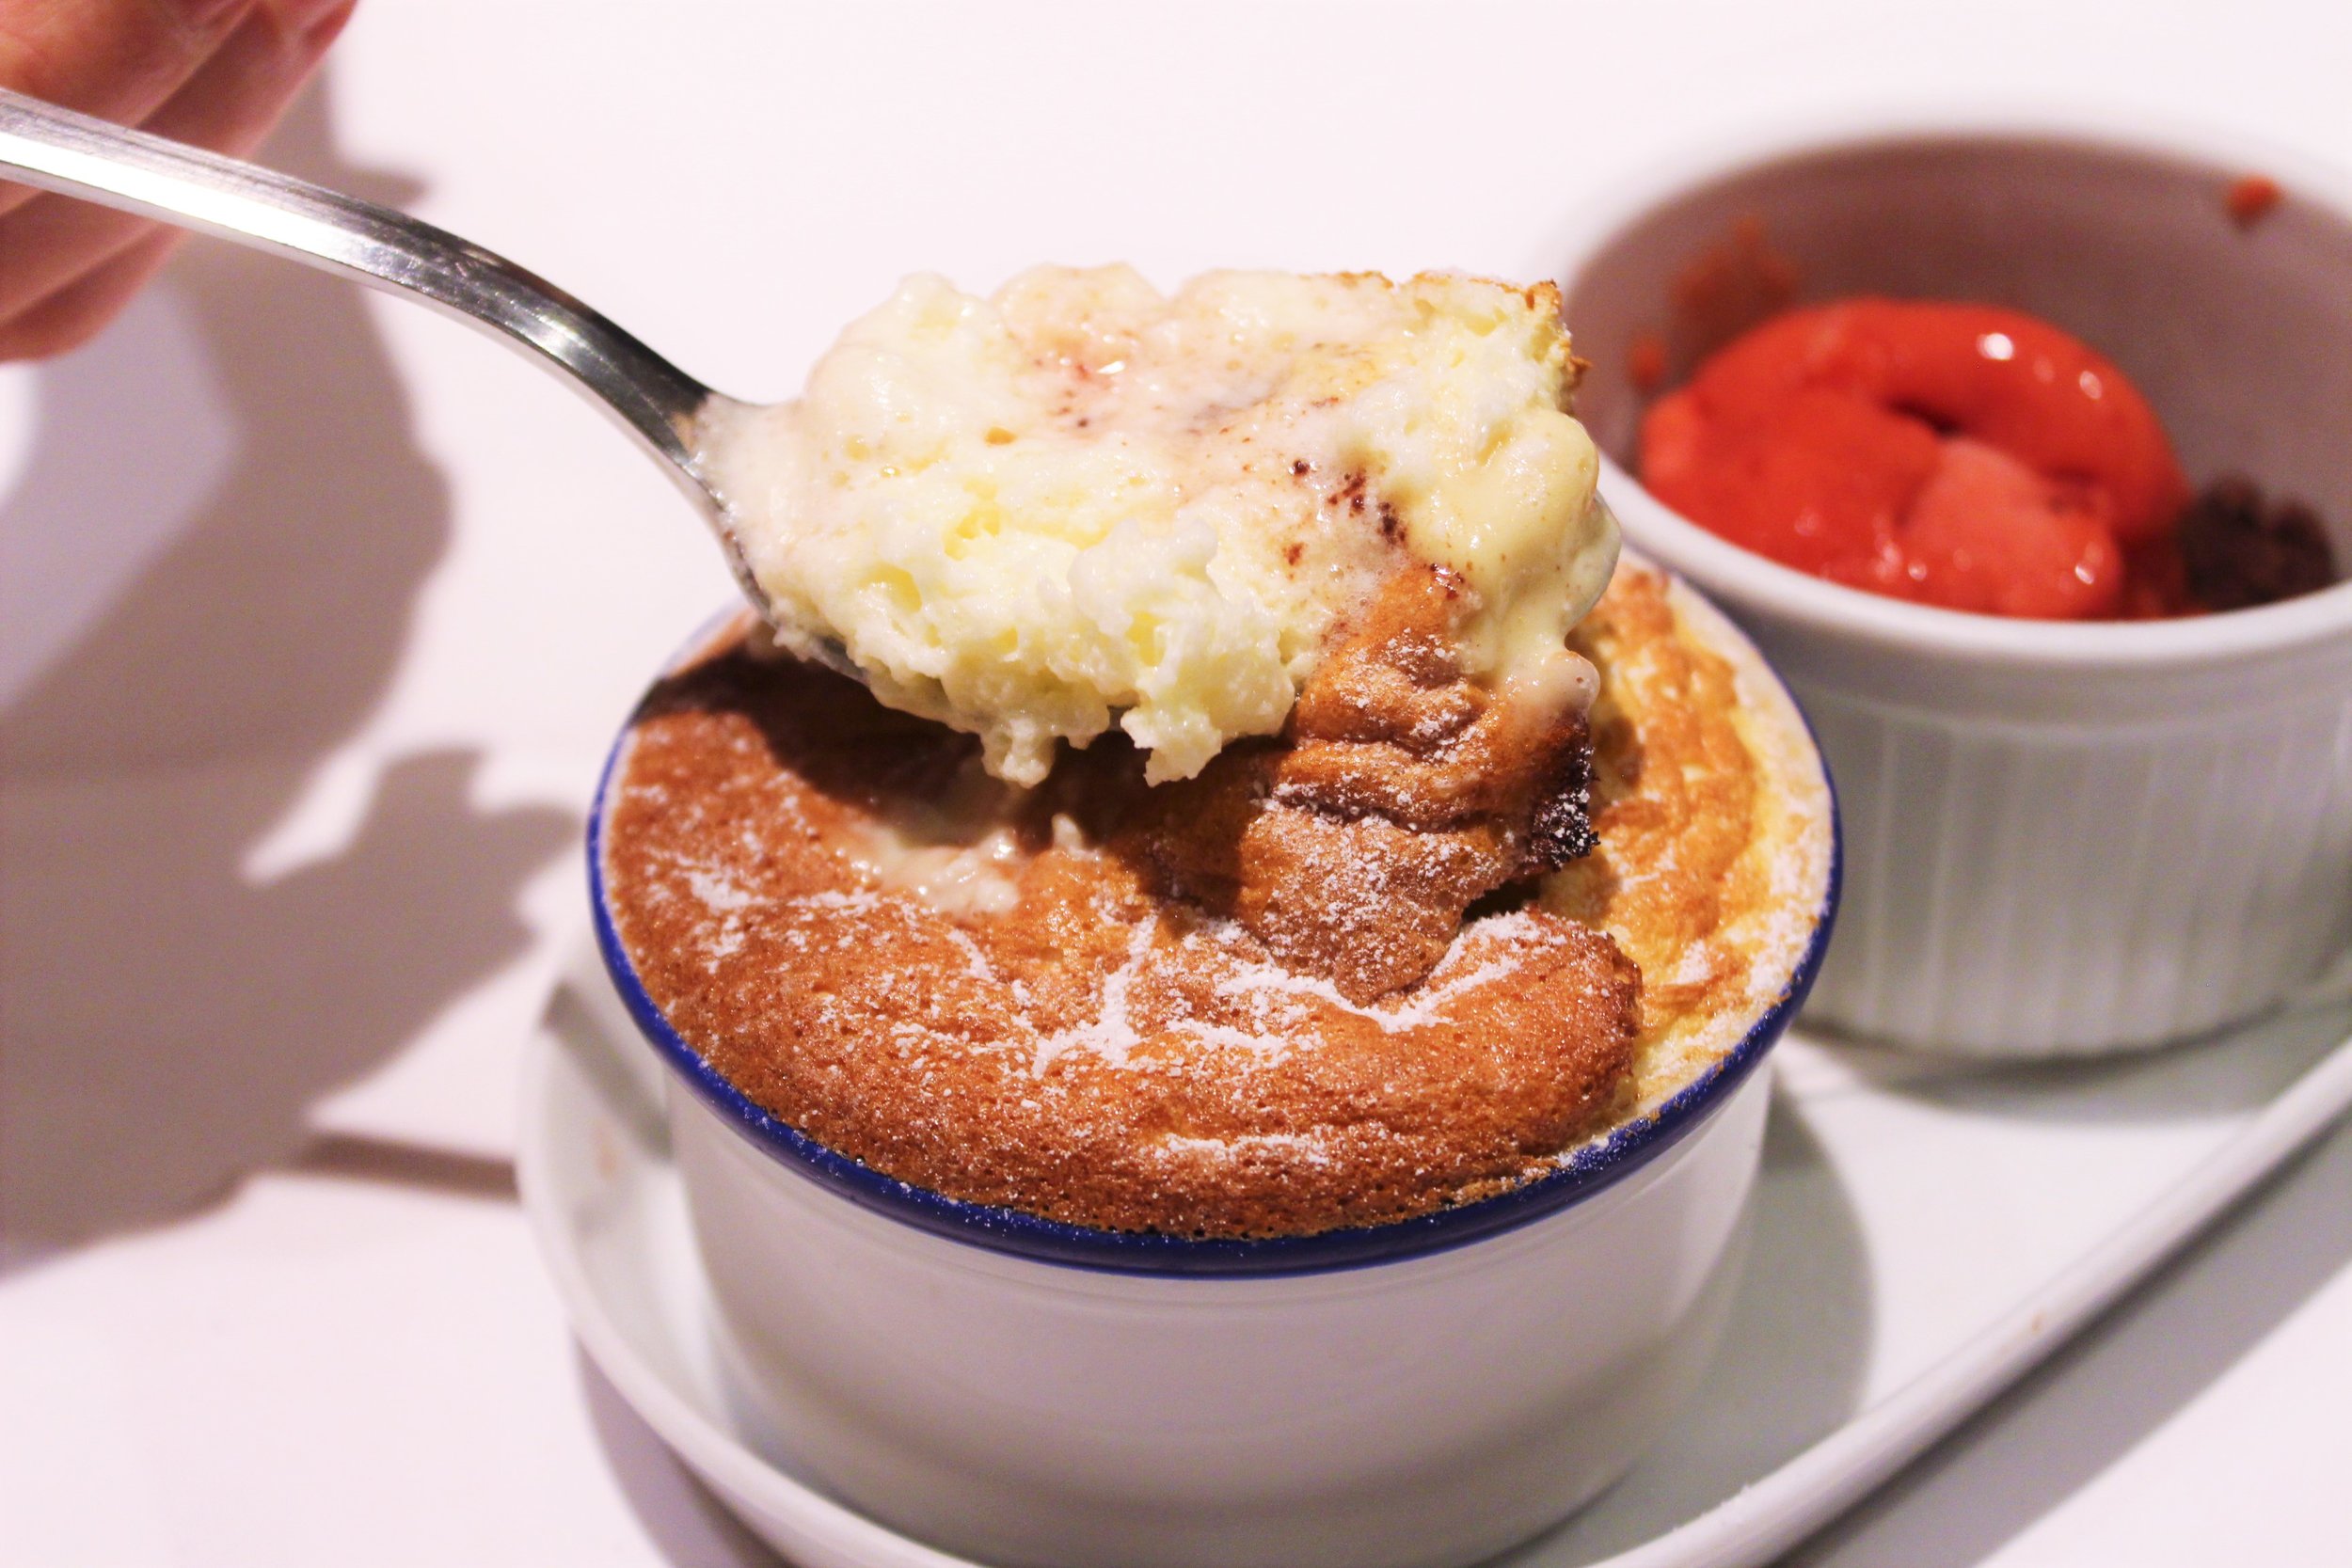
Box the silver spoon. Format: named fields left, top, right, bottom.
left=0, top=87, right=789, bottom=632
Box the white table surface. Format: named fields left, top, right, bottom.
left=2, top=3, right=2346, bottom=1563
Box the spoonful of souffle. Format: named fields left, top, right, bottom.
left=0, top=87, right=1620, bottom=786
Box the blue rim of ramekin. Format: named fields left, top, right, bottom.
left=585, top=614, right=1842, bottom=1278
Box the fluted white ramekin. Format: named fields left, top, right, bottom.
left=588, top=582, right=1837, bottom=1568
left=1555, top=117, right=2352, bottom=1056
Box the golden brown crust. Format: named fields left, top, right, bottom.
left=1548, top=564, right=1832, bottom=1104
left=606, top=656, right=1638, bottom=1237
left=603, top=561, right=1823, bottom=1239
left=1552, top=570, right=1760, bottom=1005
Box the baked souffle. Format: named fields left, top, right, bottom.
left=604, top=562, right=1828, bottom=1237
left=604, top=269, right=1832, bottom=1239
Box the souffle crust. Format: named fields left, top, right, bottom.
left=602, top=565, right=1831, bottom=1239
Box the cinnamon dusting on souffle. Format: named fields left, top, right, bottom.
left=604, top=563, right=1825, bottom=1238
left=1130, top=562, right=1597, bottom=1005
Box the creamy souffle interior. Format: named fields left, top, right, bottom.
left=698, top=268, right=1619, bottom=784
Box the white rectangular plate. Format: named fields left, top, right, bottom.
left=1521, top=994, right=2352, bottom=1566
left=524, top=941, right=2352, bottom=1568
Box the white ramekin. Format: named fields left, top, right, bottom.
left=1553, top=116, right=2352, bottom=1057
left=587, top=588, right=1837, bottom=1568
left=672, top=1071, right=1768, bottom=1568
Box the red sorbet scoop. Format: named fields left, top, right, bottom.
left=1639, top=299, right=2191, bottom=619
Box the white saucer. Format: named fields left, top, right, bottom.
left=516, top=938, right=2352, bottom=1568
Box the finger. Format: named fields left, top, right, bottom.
left=0, top=1, right=353, bottom=328
left=0, top=0, right=260, bottom=219
left=0, top=225, right=179, bottom=360
left=143, top=0, right=355, bottom=157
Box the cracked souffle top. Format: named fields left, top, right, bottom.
left=603, top=566, right=1833, bottom=1239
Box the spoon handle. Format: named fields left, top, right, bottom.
left=0, top=87, right=722, bottom=499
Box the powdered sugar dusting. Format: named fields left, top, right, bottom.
left=1154, top=1129, right=1338, bottom=1167
left=946, top=926, right=998, bottom=986
left=1168, top=1017, right=1293, bottom=1062
left=686, top=866, right=761, bottom=913
left=789, top=889, right=883, bottom=914
left=1212, top=908, right=1544, bottom=1032
left=1030, top=916, right=1158, bottom=1075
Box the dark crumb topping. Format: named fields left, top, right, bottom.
left=2178, top=474, right=2338, bottom=611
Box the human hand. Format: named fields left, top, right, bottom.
left=0, top=0, right=354, bottom=360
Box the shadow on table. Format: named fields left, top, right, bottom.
left=1785, top=1111, right=2352, bottom=1566
left=1518, top=1084, right=1875, bottom=1564
left=0, top=76, right=571, bottom=1271
left=282, top=1129, right=520, bottom=1203
left=580, top=1348, right=787, bottom=1567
